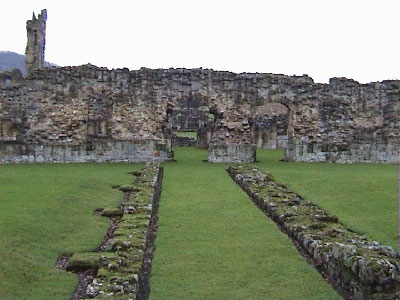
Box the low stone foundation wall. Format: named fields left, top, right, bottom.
left=228, top=165, right=400, bottom=300
left=208, top=143, right=256, bottom=162
left=286, top=139, right=400, bottom=163
left=196, top=125, right=212, bottom=149
left=60, top=163, right=163, bottom=299
left=1, top=140, right=173, bottom=163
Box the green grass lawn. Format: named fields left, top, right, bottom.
left=255, top=150, right=398, bottom=251
left=0, top=148, right=396, bottom=300
left=150, top=148, right=341, bottom=299
left=0, top=163, right=143, bottom=300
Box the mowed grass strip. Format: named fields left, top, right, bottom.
left=256, top=150, right=398, bottom=251
left=1, top=148, right=395, bottom=300
left=0, top=163, right=143, bottom=300
left=150, top=148, right=340, bottom=300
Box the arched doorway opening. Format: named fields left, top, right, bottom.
left=252, top=102, right=290, bottom=151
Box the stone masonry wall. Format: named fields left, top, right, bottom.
left=0, top=65, right=173, bottom=163
left=228, top=165, right=400, bottom=299
left=64, top=163, right=163, bottom=299
left=0, top=65, right=399, bottom=163
left=286, top=78, right=400, bottom=163
left=25, top=9, right=47, bottom=75
left=253, top=103, right=289, bottom=150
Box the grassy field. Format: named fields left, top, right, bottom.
left=150, top=148, right=340, bottom=299
left=255, top=150, right=398, bottom=251
left=0, top=163, right=143, bottom=300
left=0, top=148, right=397, bottom=299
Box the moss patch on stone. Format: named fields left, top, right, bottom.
left=65, top=163, right=161, bottom=299
left=228, top=164, right=400, bottom=299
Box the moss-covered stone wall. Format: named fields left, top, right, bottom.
left=228, top=165, right=400, bottom=299
left=63, top=163, right=163, bottom=299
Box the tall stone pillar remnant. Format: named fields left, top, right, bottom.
left=25, top=9, right=47, bottom=75
left=208, top=106, right=256, bottom=163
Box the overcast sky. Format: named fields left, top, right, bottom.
left=2, top=0, right=400, bottom=83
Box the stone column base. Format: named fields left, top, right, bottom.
left=208, top=143, right=256, bottom=163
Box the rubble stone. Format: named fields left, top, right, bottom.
left=228, top=165, right=400, bottom=299
left=1, top=66, right=399, bottom=163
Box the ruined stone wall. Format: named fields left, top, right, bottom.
left=0, top=65, right=173, bottom=163
left=228, top=165, right=400, bottom=299
left=253, top=103, right=289, bottom=149
left=253, top=114, right=288, bottom=149
left=0, top=69, right=24, bottom=86
left=25, top=9, right=47, bottom=75
left=286, top=78, right=400, bottom=163
left=1, top=65, right=399, bottom=163
left=63, top=163, right=163, bottom=299
left=170, top=97, right=209, bottom=131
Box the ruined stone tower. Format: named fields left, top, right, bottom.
left=25, top=9, right=47, bottom=75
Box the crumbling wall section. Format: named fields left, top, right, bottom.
left=25, top=9, right=47, bottom=75
left=228, top=165, right=400, bottom=300
left=253, top=103, right=289, bottom=149
left=63, top=163, right=163, bottom=299
left=0, top=69, right=24, bottom=86
left=0, top=65, right=173, bottom=163
left=1, top=65, right=399, bottom=163
left=286, top=78, right=400, bottom=163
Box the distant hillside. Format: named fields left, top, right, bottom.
left=0, top=51, right=58, bottom=76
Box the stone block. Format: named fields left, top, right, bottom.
left=208, top=143, right=256, bottom=162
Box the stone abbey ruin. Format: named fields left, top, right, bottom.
left=1, top=9, right=400, bottom=300
left=1, top=10, right=399, bottom=164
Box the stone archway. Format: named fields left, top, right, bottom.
left=252, top=103, right=289, bottom=150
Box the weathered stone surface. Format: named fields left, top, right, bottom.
left=1, top=11, right=399, bottom=163
left=1, top=65, right=399, bottom=163
left=208, top=143, right=256, bottom=163
left=253, top=103, right=289, bottom=149
left=64, top=163, right=163, bottom=300
left=171, top=133, right=196, bottom=147
left=0, top=140, right=171, bottom=163
left=25, top=9, right=47, bottom=75
left=0, top=69, right=24, bottom=86
left=0, top=65, right=174, bottom=163
left=228, top=165, right=400, bottom=300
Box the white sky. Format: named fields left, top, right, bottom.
left=2, top=0, right=400, bottom=83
